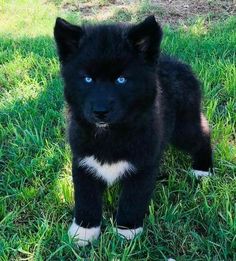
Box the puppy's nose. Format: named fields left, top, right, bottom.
left=93, top=109, right=109, bottom=121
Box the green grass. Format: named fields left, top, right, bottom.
left=0, top=0, right=235, bottom=260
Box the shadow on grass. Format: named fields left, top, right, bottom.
left=0, top=34, right=70, bottom=201
left=0, top=34, right=77, bottom=259
left=0, top=35, right=56, bottom=61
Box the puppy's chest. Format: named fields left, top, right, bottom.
left=78, top=156, right=135, bottom=185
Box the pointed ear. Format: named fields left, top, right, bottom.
left=128, top=15, right=162, bottom=63
left=54, top=17, right=83, bottom=63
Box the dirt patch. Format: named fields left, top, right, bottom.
left=151, top=0, right=236, bottom=25
left=60, top=0, right=236, bottom=26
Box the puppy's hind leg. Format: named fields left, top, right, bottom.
left=172, top=112, right=213, bottom=178
left=191, top=113, right=213, bottom=177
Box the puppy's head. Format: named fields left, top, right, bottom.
left=54, top=16, right=162, bottom=129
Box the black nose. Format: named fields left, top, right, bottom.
left=93, top=109, right=109, bottom=121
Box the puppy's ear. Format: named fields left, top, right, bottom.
left=128, top=16, right=162, bottom=63
left=54, top=17, right=83, bottom=63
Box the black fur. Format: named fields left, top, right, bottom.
left=54, top=16, right=213, bottom=230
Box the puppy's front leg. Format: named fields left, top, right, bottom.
left=68, top=160, right=106, bottom=246
left=115, top=167, right=156, bottom=239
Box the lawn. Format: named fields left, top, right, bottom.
left=0, top=0, right=235, bottom=260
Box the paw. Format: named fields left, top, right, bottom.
left=192, top=169, right=212, bottom=178
left=68, top=219, right=100, bottom=246
left=114, top=226, right=143, bottom=240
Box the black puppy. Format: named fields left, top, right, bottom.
left=54, top=16, right=212, bottom=246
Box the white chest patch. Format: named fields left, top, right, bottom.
left=78, top=156, right=135, bottom=185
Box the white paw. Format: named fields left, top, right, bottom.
left=192, top=169, right=212, bottom=178
left=68, top=219, right=100, bottom=246
left=114, top=227, right=143, bottom=240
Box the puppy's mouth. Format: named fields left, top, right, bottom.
left=95, top=122, right=109, bottom=128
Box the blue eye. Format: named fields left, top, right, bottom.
left=116, top=76, right=127, bottom=85
left=84, top=76, right=93, bottom=83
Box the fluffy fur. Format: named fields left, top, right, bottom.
left=192, top=169, right=211, bottom=178
left=78, top=156, right=135, bottom=185
left=115, top=227, right=143, bottom=240
left=54, top=15, right=213, bottom=245
left=68, top=219, right=100, bottom=246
